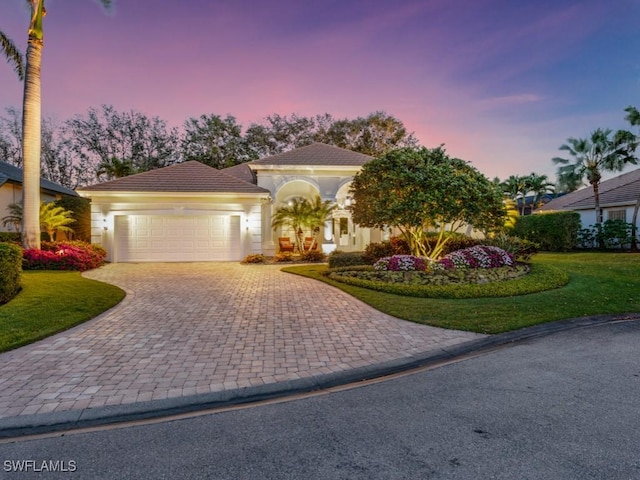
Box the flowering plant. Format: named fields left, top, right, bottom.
left=23, top=241, right=106, bottom=271
left=374, top=255, right=427, bottom=271
left=439, top=245, right=514, bottom=270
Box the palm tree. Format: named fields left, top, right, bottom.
left=1, top=201, right=75, bottom=240
left=271, top=196, right=336, bottom=252
left=39, top=201, right=74, bottom=240
left=271, top=197, right=311, bottom=253
left=96, top=157, right=137, bottom=181
left=553, top=128, right=638, bottom=226
left=500, top=175, right=527, bottom=215
left=524, top=173, right=555, bottom=212
left=303, top=196, right=336, bottom=251
left=1, top=0, right=112, bottom=250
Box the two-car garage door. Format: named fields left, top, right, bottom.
left=115, top=215, right=241, bottom=262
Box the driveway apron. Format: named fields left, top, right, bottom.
left=0, top=263, right=483, bottom=418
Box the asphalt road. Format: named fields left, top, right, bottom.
left=1, top=320, right=639, bottom=480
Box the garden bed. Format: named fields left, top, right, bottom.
left=322, top=262, right=567, bottom=299
left=328, top=263, right=530, bottom=285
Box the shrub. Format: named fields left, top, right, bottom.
left=54, top=196, right=91, bottom=242
left=300, top=250, right=326, bottom=263
left=363, top=237, right=410, bottom=263
left=328, top=251, right=368, bottom=268
left=23, top=241, right=106, bottom=271
left=428, top=234, right=482, bottom=255
left=242, top=254, right=266, bottom=264
left=275, top=252, right=294, bottom=263
left=0, top=232, right=20, bottom=244
left=578, top=220, right=634, bottom=250
left=512, top=212, right=580, bottom=251
left=0, top=242, right=22, bottom=304
left=439, top=246, right=514, bottom=270
left=483, top=235, right=539, bottom=261
left=374, top=255, right=427, bottom=271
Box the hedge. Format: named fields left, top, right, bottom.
left=512, top=212, right=581, bottom=251
left=328, top=251, right=368, bottom=268
left=0, top=242, right=23, bottom=304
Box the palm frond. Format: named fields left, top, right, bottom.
left=0, top=31, right=25, bottom=80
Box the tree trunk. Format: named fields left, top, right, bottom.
left=631, top=198, right=640, bottom=252
left=21, top=37, right=43, bottom=250
left=592, top=181, right=604, bottom=249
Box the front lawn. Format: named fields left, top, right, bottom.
left=0, top=271, right=125, bottom=353
left=282, top=252, right=640, bottom=334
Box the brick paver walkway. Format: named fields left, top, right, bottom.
left=0, top=263, right=484, bottom=418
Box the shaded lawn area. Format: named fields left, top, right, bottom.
left=283, top=252, right=640, bottom=334
left=0, top=271, right=125, bottom=353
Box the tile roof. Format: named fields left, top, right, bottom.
left=219, top=162, right=257, bottom=184
left=539, top=168, right=640, bottom=211
left=250, top=143, right=372, bottom=167
left=0, top=161, right=78, bottom=196
left=78, top=161, right=269, bottom=194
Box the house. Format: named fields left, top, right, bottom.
left=0, top=161, right=78, bottom=233
left=77, top=143, right=387, bottom=263
left=537, top=168, right=640, bottom=229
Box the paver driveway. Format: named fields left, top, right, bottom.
left=0, top=263, right=484, bottom=418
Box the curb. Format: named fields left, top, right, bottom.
left=1, top=313, right=638, bottom=439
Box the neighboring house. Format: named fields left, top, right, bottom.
left=537, top=168, right=640, bottom=229
left=0, top=161, right=78, bottom=233
left=77, top=143, right=387, bottom=263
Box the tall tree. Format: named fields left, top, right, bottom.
left=553, top=128, right=638, bottom=226
left=181, top=114, right=254, bottom=168
left=65, top=105, right=179, bottom=184
left=245, top=111, right=417, bottom=159
left=0, top=107, right=75, bottom=187
left=1, top=0, right=113, bottom=249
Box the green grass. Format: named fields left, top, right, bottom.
left=0, top=271, right=125, bottom=353
left=282, top=252, right=640, bottom=334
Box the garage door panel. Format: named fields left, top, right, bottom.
left=115, top=215, right=241, bottom=262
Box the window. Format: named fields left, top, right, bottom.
left=607, top=209, right=627, bottom=222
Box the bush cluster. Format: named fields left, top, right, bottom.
left=512, top=212, right=580, bottom=251
left=483, top=235, right=538, bottom=261
left=577, top=220, right=636, bottom=250
left=275, top=252, right=294, bottom=263
left=23, top=241, right=106, bottom=271
left=242, top=254, right=266, bottom=264
left=363, top=235, right=487, bottom=264
left=300, top=250, right=326, bottom=262
left=0, top=242, right=22, bottom=304
left=362, top=237, right=410, bottom=263
left=328, top=251, right=368, bottom=268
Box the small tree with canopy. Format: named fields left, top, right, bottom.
left=349, top=146, right=505, bottom=259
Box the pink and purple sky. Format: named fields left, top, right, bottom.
left=1, top=0, right=639, bottom=180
